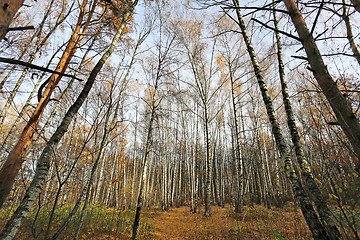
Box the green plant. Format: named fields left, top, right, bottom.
left=233, top=221, right=243, bottom=235
left=271, top=230, right=289, bottom=240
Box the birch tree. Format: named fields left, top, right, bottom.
left=0, top=0, right=95, bottom=208
left=223, top=0, right=331, bottom=238
left=132, top=6, right=175, bottom=237
left=273, top=4, right=342, bottom=238
left=282, top=0, right=360, bottom=168
left=0, top=1, right=138, bottom=238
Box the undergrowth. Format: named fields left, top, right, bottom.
left=0, top=204, right=154, bottom=239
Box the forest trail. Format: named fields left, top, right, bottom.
left=144, top=204, right=312, bottom=239
left=146, top=206, right=236, bottom=239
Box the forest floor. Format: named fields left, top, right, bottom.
left=0, top=203, right=313, bottom=239
left=144, top=204, right=312, bottom=239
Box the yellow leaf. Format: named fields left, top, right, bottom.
left=328, top=194, right=338, bottom=199
left=324, top=159, right=328, bottom=163
left=315, top=178, right=322, bottom=185
left=353, top=172, right=359, bottom=178
left=339, top=188, right=343, bottom=193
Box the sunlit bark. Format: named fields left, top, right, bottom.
left=0, top=0, right=25, bottom=40
left=0, top=1, right=135, bottom=238
left=0, top=0, right=91, bottom=208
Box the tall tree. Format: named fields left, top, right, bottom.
left=0, top=0, right=138, bottom=238
left=228, top=0, right=331, bottom=238
left=0, top=0, right=93, bottom=208
left=132, top=10, right=175, bottom=236
left=282, top=0, right=360, bottom=169
left=273, top=3, right=342, bottom=238
left=172, top=12, right=225, bottom=216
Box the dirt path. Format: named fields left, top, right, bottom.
left=146, top=206, right=236, bottom=239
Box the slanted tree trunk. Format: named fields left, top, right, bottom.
left=0, top=0, right=91, bottom=208
left=0, top=1, right=136, bottom=237
left=0, top=0, right=60, bottom=126
left=40, top=34, right=97, bottom=137
left=51, top=125, right=104, bottom=240
left=74, top=106, right=112, bottom=240
left=132, top=24, right=172, bottom=239
left=282, top=0, right=360, bottom=168
left=132, top=18, right=175, bottom=236
left=0, top=41, right=65, bottom=159
left=273, top=5, right=342, bottom=239
left=231, top=0, right=329, bottom=238
left=0, top=2, right=72, bottom=157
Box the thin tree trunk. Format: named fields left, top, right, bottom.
left=40, top=34, right=97, bottom=137
left=131, top=109, right=138, bottom=206
left=0, top=40, right=66, bottom=160
left=132, top=105, right=156, bottom=240
left=73, top=109, right=111, bottom=240
left=229, top=64, right=244, bottom=213
left=132, top=27, right=173, bottom=239
left=203, top=105, right=212, bottom=216
left=123, top=150, right=127, bottom=209
left=342, top=1, right=360, bottom=66
left=0, top=1, right=73, bottom=154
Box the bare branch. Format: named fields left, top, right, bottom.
left=7, top=26, right=35, bottom=31
left=251, top=18, right=301, bottom=41
left=0, top=57, right=83, bottom=81
left=310, top=0, right=325, bottom=36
